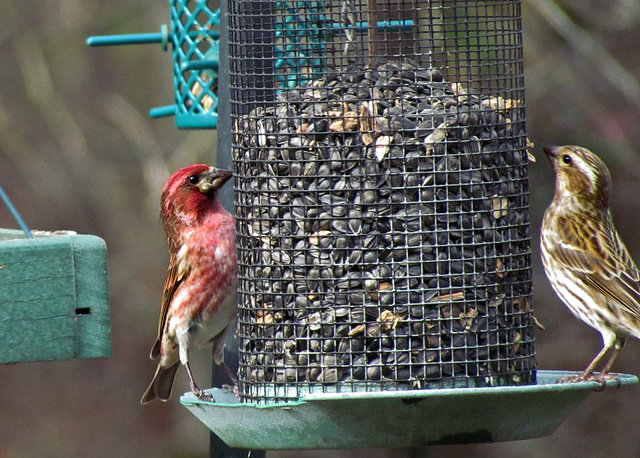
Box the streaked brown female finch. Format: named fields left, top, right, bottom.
left=541, top=145, right=640, bottom=385
left=141, top=165, right=238, bottom=404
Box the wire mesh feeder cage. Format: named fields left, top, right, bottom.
left=231, top=0, right=535, bottom=405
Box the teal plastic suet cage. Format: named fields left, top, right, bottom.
left=87, top=0, right=221, bottom=129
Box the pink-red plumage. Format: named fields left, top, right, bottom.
left=141, top=164, right=237, bottom=404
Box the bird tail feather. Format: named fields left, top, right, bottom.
left=140, top=362, right=180, bottom=404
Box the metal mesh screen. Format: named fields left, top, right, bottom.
left=230, top=0, right=535, bottom=404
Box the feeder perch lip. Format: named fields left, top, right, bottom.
left=0, top=228, right=78, bottom=241
left=180, top=370, right=638, bottom=449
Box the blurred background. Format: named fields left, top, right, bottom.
left=1, top=0, right=640, bottom=456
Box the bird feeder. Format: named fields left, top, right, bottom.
left=87, top=0, right=221, bottom=129
left=233, top=0, right=534, bottom=400
left=0, top=187, right=111, bottom=364
left=179, top=0, right=638, bottom=449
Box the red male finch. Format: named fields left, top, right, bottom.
left=141, top=164, right=238, bottom=404
left=541, top=145, right=640, bottom=385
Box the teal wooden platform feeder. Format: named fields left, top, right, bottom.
left=87, top=0, right=221, bottom=129
left=0, top=186, right=111, bottom=364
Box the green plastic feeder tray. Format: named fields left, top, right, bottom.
left=0, top=229, right=111, bottom=364
left=181, top=370, right=637, bottom=449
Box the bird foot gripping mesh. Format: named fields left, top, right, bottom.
left=230, top=0, right=536, bottom=404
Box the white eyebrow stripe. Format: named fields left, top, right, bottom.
left=575, top=155, right=597, bottom=190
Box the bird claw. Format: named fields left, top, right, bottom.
left=593, top=373, right=622, bottom=390
left=222, top=383, right=240, bottom=397
left=558, top=373, right=621, bottom=390
left=193, top=389, right=216, bottom=403
left=557, top=374, right=586, bottom=384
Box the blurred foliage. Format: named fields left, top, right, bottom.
left=1, top=0, right=640, bottom=457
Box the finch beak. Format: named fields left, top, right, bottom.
left=543, top=146, right=560, bottom=163
left=197, top=168, right=233, bottom=194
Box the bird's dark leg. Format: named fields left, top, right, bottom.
left=220, top=361, right=239, bottom=386
left=185, top=362, right=215, bottom=402
left=220, top=361, right=240, bottom=396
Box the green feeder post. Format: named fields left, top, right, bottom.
left=210, top=1, right=264, bottom=457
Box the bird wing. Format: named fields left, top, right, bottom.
left=551, top=215, right=640, bottom=321
left=150, top=244, right=191, bottom=359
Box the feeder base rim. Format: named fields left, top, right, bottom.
left=179, top=370, right=637, bottom=449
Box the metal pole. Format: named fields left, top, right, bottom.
left=212, top=0, right=265, bottom=456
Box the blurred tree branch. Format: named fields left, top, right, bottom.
left=527, top=0, right=640, bottom=112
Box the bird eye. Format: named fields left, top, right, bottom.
left=562, top=154, right=572, bottom=165
left=188, top=174, right=199, bottom=184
